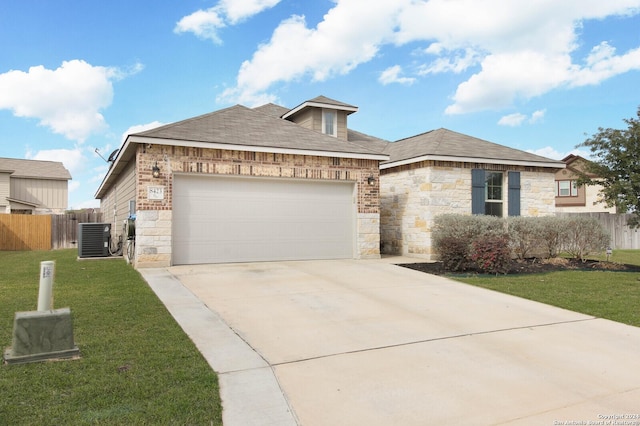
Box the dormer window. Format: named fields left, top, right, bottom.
left=282, top=96, right=357, bottom=141
left=322, top=109, right=337, bottom=137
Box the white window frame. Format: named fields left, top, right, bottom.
left=484, top=171, right=503, bottom=217
left=557, top=180, right=578, bottom=197
left=322, top=109, right=337, bottom=137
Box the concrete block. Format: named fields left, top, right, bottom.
left=4, top=308, right=80, bottom=365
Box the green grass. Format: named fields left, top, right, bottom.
left=1, top=249, right=222, bottom=425
left=452, top=250, right=640, bottom=327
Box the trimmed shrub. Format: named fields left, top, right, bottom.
left=562, top=216, right=610, bottom=261
left=537, top=216, right=567, bottom=258
left=432, top=213, right=611, bottom=271
left=507, top=216, right=545, bottom=259
left=433, top=214, right=505, bottom=271
left=435, top=236, right=471, bottom=271
left=470, top=234, right=512, bottom=274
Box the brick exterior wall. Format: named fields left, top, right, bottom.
left=134, top=144, right=381, bottom=267
left=380, top=161, right=557, bottom=260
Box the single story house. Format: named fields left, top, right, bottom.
left=0, top=157, right=71, bottom=214
left=380, top=129, right=565, bottom=258
left=96, top=96, right=389, bottom=267
left=96, top=96, right=565, bottom=267
left=554, top=154, right=615, bottom=213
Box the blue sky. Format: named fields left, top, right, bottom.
left=1, top=0, right=640, bottom=209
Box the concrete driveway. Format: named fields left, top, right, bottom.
left=141, top=258, right=640, bottom=425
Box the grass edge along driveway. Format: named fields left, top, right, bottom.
left=0, top=249, right=222, bottom=425
left=452, top=250, right=640, bottom=328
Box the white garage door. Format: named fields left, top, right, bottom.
left=172, top=174, right=355, bottom=265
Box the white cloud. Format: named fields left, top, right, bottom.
left=89, top=164, right=110, bottom=184
left=529, top=109, right=546, bottom=124
left=221, top=0, right=282, bottom=24
left=220, top=0, right=404, bottom=105
left=220, top=0, right=640, bottom=112
left=175, top=0, right=282, bottom=43
left=379, top=65, right=415, bottom=85
left=26, top=147, right=86, bottom=178
left=418, top=48, right=481, bottom=75
left=68, top=180, right=81, bottom=193
left=0, top=60, right=140, bottom=142
left=498, top=109, right=547, bottom=127
left=527, top=147, right=592, bottom=161
left=121, top=121, right=165, bottom=144
left=498, top=113, right=527, bottom=127
left=175, top=9, right=226, bottom=43
left=570, top=42, right=640, bottom=87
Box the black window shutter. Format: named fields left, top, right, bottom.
left=508, top=171, right=521, bottom=216
left=471, top=169, right=485, bottom=215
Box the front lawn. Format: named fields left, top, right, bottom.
left=1, top=249, right=222, bottom=425
left=453, top=250, right=640, bottom=327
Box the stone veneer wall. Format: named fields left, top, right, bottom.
left=380, top=161, right=557, bottom=260
left=134, top=144, right=381, bottom=267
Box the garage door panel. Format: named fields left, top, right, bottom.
left=173, top=175, right=355, bottom=265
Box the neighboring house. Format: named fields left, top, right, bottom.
left=96, top=96, right=564, bottom=267
left=554, top=154, right=616, bottom=213
left=379, top=129, right=565, bottom=259
left=0, top=157, right=71, bottom=214
left=96, top=96, right=388, bottom=268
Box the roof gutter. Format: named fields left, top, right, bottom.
left=380, top=154, right=565, bottom=170
left=94, top=135, right=390, bottom=199
left=128, top=135, right=388, bottom=161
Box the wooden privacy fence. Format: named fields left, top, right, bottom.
left=0, top=214, right=51, bottom=251
left=556, top=212, right=640, bottom=250
left=0, top=212, right=104, bottom=251
left=51, top=212, right=103, bottom=249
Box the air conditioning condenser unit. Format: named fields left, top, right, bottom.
left=78, top=223, right=111, bottom=258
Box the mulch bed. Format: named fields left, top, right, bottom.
left=400, top=257, right=640, bottom=276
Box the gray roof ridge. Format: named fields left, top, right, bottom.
left=394, top=128, right=438, bottom=143
left=129, top=102, right=385, bottom=156
left=385, top=127, right=563, bottom=166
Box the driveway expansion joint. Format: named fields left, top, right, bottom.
left=269, top=317, right=599, bottom=367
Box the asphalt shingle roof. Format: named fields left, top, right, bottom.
left=134, top=104, right=385, bottom=156
left=0, top=157, right=72, bottom=180
left=384, top=128, right=563, bottom=166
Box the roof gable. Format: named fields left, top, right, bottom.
left=383, top=128, right=563, bottom=169
left=253, top=103, right=290, bottom=118
left=282, top=96, right=358, bottom=120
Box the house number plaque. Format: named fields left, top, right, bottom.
left=147, top=185, right=165, bottom=200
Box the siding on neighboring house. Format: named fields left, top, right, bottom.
left=380, top=161, right=556, bottom=259
left=99, top=160, right=136, bottom=242
left=555, top=182, right=614, bottom=213
left=10, top=177, right=68, bottom=214
left=555, top=155, right=615, bottom=213
left=133, top=144, right=380, bottom=267
left=0, top=173, right=9, bottom=213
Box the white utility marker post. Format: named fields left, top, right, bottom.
left=37, top=261, right=55, bottom=312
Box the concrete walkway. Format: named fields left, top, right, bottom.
left=140, top=258, right=640, bottom=425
